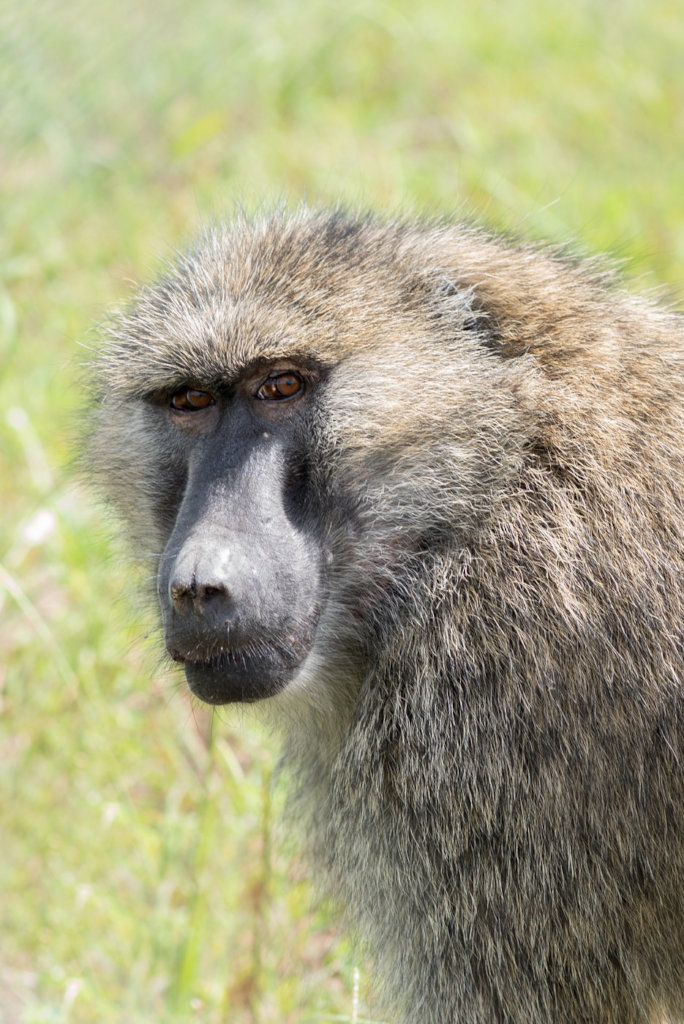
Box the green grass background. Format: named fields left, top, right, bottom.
left=1, top=0, right=683, bottom=1021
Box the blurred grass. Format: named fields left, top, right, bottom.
left=1, top=0, right=683, bottom=1020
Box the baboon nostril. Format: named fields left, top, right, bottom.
left=170, top=577, right=229, bottom=610
left=170, top=580, right=192, bottom=609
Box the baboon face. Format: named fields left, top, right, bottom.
left=90, top=212, right=530, bottom=706
left=155, top=361, right=324, bottom=705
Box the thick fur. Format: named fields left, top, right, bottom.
left=89, top=208, right=684, bottom=1024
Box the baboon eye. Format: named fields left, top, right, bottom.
left=170, top=388, right=215, bottom=411
left=256, top=372, right=304, bottom=401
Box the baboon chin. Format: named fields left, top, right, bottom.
left=89, top=208, right=684, bottom=1024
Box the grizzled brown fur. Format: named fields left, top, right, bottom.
left=89, top=208, right=684, bottom=1024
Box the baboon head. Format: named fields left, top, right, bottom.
left=89, top=209, right=528, bottom=708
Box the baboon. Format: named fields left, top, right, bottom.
left=88, top=208, right=684, bottom=1024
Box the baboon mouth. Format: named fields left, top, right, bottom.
left=165, top=608, right=320, bottom=705
left=170, top=647, right=232, bottom=664
left=174, top=644, right=310, bottom=705
left=170, top=649, right=191, bottom=663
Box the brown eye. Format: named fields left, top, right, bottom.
left=256, top=372, right=304, bottom=401
left=170, top=388, right=215, bottom=412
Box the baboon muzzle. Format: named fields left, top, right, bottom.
left=158, top=428, right=321, bottom=704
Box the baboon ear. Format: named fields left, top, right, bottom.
left=421, top=272, right=497, bottom=346
left=427, top=273, right=536, bottom=360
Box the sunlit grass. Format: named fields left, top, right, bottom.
left=2, top=0, right=683, bottom=1019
